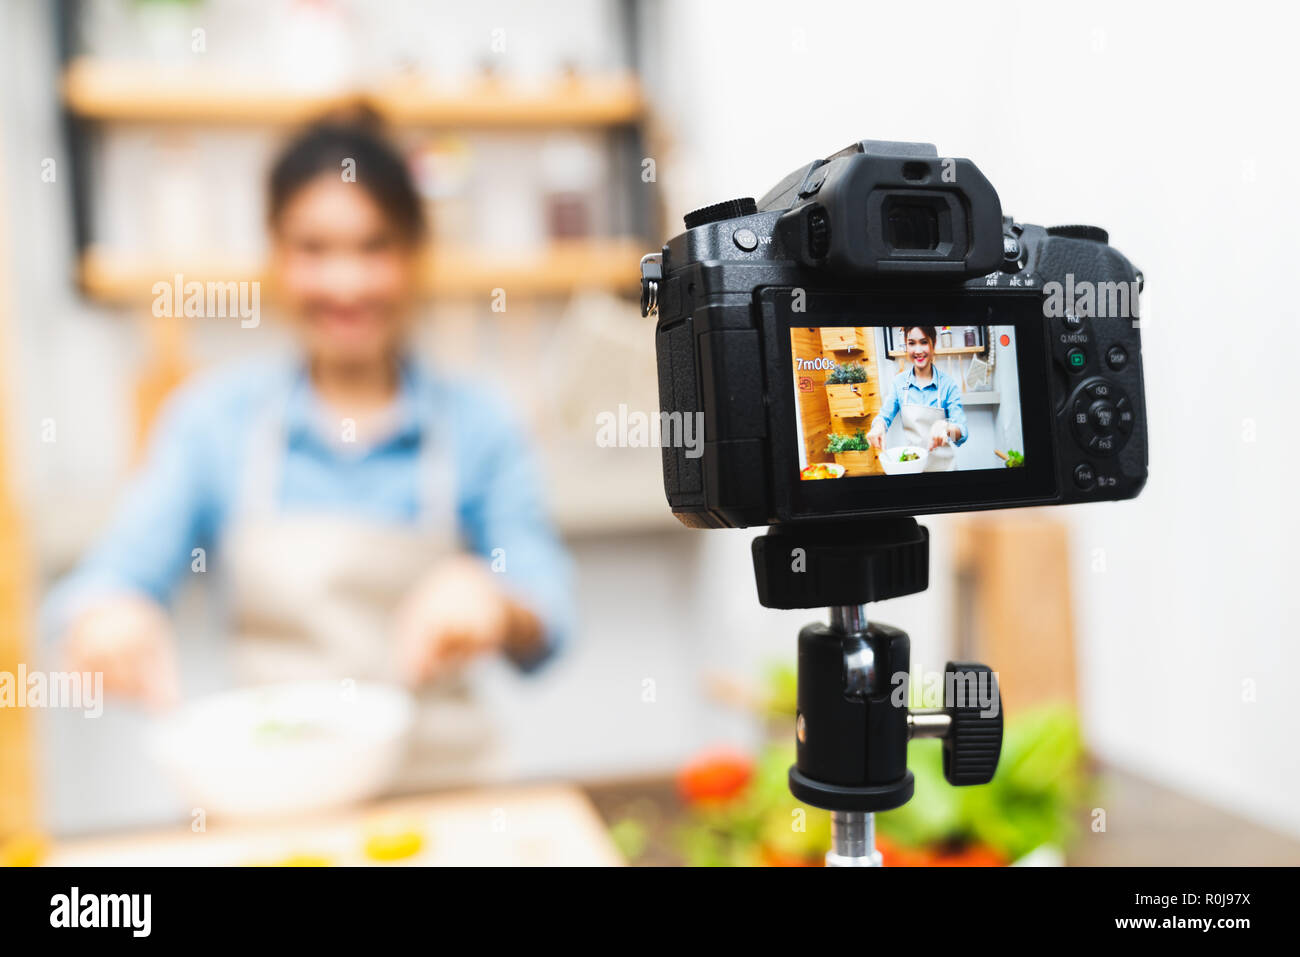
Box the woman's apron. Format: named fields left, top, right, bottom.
left=221, top=391, right=498, bottom=791
left=899, top=384, right=957, bottom=472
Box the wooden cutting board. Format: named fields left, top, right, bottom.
left=46, top=785, right=624, bottom=867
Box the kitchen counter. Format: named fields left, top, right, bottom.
left=46, top=765, right=1299, bottom=867
left=48, top=784, right=623, bottom=867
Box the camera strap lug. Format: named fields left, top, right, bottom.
left=639, top=252, right=662, bottom=317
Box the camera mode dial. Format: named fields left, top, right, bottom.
left=1046, top=224, right=1109, bottom=245
left=684, top=197, right=758, bottom=230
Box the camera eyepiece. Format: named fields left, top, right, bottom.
left=768, top=140, right=1004, bottom=278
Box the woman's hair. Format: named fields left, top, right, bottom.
left=268, top=107, right=426, bottom=242
left=905, top=325, right=938, bottom=347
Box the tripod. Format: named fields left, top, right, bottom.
left=752, top=517, right=1004, bottom=867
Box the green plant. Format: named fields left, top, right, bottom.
left=673, top=665, right=1090, bottom=866
left=877, top=704, right=1087, bottom=861
left=1005, top=450, right=1025, bottom=468
left=826, top=429, right=872, bottom=454
left=826, top=362, right=868, bottom=385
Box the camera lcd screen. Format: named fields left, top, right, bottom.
left=791, top=324, right=1026, bottom=482
left=760, top=289, right=1057, bottom=521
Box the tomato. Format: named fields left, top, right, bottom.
left=877, top=835, right=1004, bottom=867
left=760, top=845, right=822, bottom=867
left=677, top=749, right=754, bottom=805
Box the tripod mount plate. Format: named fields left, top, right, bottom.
left=752, top=517, right=929, bottom=610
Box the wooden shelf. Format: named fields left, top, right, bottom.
left=78, top=238, right=645, bottom=303
left=62, top=58, right=645, bottom=128
left=888, top=346, right=985, bottom=358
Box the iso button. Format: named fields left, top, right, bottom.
left=1084, top=380, right=1114, bottom=401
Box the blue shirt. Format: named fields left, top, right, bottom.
left=876, top=365, right=968, bottom=446
left=42, top=354, right=573, bottom=669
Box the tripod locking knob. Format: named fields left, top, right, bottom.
left=941, top=661, right=1003, bottom=786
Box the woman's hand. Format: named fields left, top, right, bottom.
left=867, top=420, right=886, bottom=451
left=928, top=419, right=961, bottom=450
left=394, top=555, right=542, bottom=685
left=61, top=595, right=179, bottom=710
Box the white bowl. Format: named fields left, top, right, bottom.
left=880, top=445, right=929, bottom=475
left=148, top=680, right=415, bottom=821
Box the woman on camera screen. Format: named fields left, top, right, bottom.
left=867, top=325, right=967, bottom=472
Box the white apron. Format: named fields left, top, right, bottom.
left=899, top=389, right=957, bottom=472
left=221, top=386, right=498, bottom=791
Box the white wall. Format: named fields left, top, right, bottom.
left=650, top=0, right=1300, bottom=836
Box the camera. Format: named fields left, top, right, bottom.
left=642, top=138, right=1147, bottom=529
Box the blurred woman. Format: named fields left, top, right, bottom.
left=45, top=118, right=572, bottom=785
left=867, top=325, right=967, bottom=471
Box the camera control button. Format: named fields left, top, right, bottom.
left=1084, top=380, right=1114, bottom=401
left=1066, top=347, right=1088, bottom=372
left=1070, top=400, right=1094, bottom=445
left=1106, top=344, right=1129, bottom=371
left=1091, top=434, right=1119, bottom=455
left=733, top=227, right=759, bottom=251
left=1073, top=464, right=1096, bottom=490
left=1063, top=314, right=1086, bottom=332
left=1089, top=400, right=1118, bottom=435
left=1001, top=235, right=1024, bottom=271
left=1115, top=396, right=1135, bottom=434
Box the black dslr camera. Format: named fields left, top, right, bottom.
left=641, top=138, right=1147, bottom=529
left=639, top=140, right=1147, bottom=864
